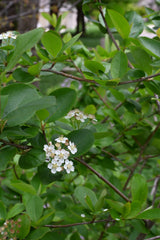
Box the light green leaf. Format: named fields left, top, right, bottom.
left=10, top=180, right=37, bottom=195
left=7, top=203, right=25, bottom=219
left=131, top=174, right=148, bottom=206
left=126, top=11, right=144, bottom=38
left=59, top=32, right=82, bottom=55
left=84, top=60, right=105, bottom=74
left=26, top=195, right=43, bottom=222
left=28, top=61, right=43, bottom=76
left=137, top=208, right=160, bottom=220
left=108, top=9, right=130, bottom=39
left=74, top=186, right=97, bottom=209
left=111, top=51, right=128, bottom=78
left=6, top=28, right=44, bottom=71
left=41, top=31, right=62, bottom=58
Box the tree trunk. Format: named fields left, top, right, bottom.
left=18, top=0, right=39, bottom=33
left=76, top=2, right=85, bottom=35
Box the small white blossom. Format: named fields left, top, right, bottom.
left=54, top=149, right=70, bottom=161
left=64, top=160, right=74, bottom=174
left=48, top=162, right=62, bottom=174
left=55, top=136, right=68, bottom=144
left=68, top=141, right=77, bottom=154
left=65, top=110, right=75, bottom=119
left=0, top=31, right=17, bottom=40
left=43, top=142, right=55, bottom=158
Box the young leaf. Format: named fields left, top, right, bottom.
left=131, top=174, right=148, bottom=206
left=107, top=9, right=130, bottom=39
left=25, top=195, right=43, bottom=222
left=111, top=51, right=128, bottom=78
left=6, top=28, right=44, bottom=71
left=41, top=31, right=62, bottom=58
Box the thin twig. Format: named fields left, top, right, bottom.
left=76, top=157, right=130, bottom=202
left=0, top=139, right=31, bottom=150
left=45, top=218, right=114, bottom=228
left=144, top=236, right=160, bottom=240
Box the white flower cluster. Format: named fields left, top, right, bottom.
left=65, top=109, right=97, bottom=122
left=43, top=136, right=77, bottom=174
left=0, top=31, right=17, bottom=40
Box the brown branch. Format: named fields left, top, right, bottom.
left=144, top=236, right=160, bottom=240
left=76, top=157, right=130, bottom=202
left=41, top=69, right=97, bottom=84
left=123, top=121, right=160, bottom=190
left=118, top=73, right=160, bottom=85
left=0, top=139, right=31, bottom=150
left=45, top=218, right=113, bottom=228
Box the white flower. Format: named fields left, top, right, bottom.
left=43, top=142, right=55, bottom=158
left=65, top=110, right=75, bottom=119
left=55, top=136, right=68, bottom=144
left=68, top=141, right=77, bottom=154
left=48, top=162, right=62, bottom=174
left=0, top=31, right=17, bottom=40
left=64, top=160, right=74, bottom=174
left=87, top=114, right=97, bottom=121
left=54, top=149, right=70, bottom=161
left=51, top=158, right=63, bottom=166
left=75, top=111, right=88, bottom=122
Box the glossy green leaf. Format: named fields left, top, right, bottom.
left=131, top=174, right=148, bottom=206
left=111, top=51, right=128, bottom=78
left=6, top=28, right=44, bottom=71
left=0, top=146, right=17, bottom=171
left=19, top=149, right=45, bottom=169
left=108, top=9, right=130, bottom=38
left=139, top=37, right=160, bottom=58
left=7, top=203, right=25, bottom=219
left=67, top=129, right=94, bottom=156
left=74, top=186, right=97, bottom=209
left=137, top=208, right=160, bottom=220
left=41, top=31, right=62, bottom=58
left=47, top=88, right=76, bottom=122
left=28, top=61, right=43, bottom=76
left=13, top=68, right=35, bottom=83
left=38, top=164, right=63, bottom=185
left=85, top=60, right=105, bottom=74
left=26, top=195, right=43, bottom=222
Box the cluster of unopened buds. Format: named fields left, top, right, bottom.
left=0, top=219, right=21, bottom=240
left=65, top=109, right=97, bottom=123
left=44, top=136, right=77, bottom=174
left=0, top=31, right=17, bottom=40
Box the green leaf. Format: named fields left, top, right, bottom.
left=125, top=201, right=143, bottom=219
left=0, top=201, right=7, bottom=220
left=109, top=88, right=125, bottom=102
left=19, top=149, right=45, bottom=169
left=84, top=104, right=97, bottom=114
left=41, top=31, right=62, bottom=58
left=106, top=199, right=124, bottom=214
left=111, top=51, right=128, bottom=78
left=108, top=9, right=130, bottom=38
left=139, top=37, right=160, bottom=58
left=131, top=174, right=148, bottom=206
left=0, top=146, right=17, bottom=171
left=26, top=227, right=50, bottom=240
left=7, top=203, right=25, bottom=219
left=74, top=186, right=97, bottom=209
left=59, top=32, right=82, bottom=55
left=67, top=129, right=94, bottom=156
left=47, top=88, right=76, bottom=122
left=38, top=164, right=63, bottom=185
left=10, top=180, right=37, bottom=195
left=26, top=195, right=43, bottom=222
left=41, top=12, right=57, bottom=27
left=6, top=28, right=44, bottom=71
left=84, top=60, right=105, bottom=74
left=0, top=95, right=8, bottom=116
left=137, top=208, right=160, bottom=220
left=28, top=61, right=43, bottom=76
left=16, top=214, right=31, bottom=239
left=4, top=95, right=56, bottom=127
left=13, top=68, right=35, bottom=83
